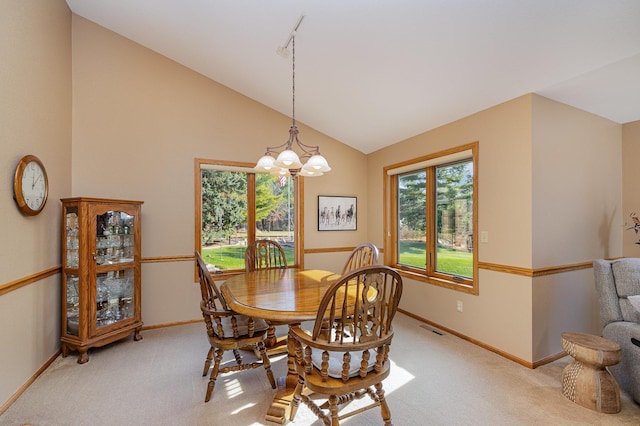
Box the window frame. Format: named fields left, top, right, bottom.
left=194, top=158, right=304, bottom=278
left=384, top=142, right=478, bottom=294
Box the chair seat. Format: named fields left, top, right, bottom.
left=310, top=346, right=379, bottom=379
left=218, top=315, right=269, bottom=338
left=303, top=362, right=391, bottom=394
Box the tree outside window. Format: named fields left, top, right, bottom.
left=389, top=143, right=477, bottom=293
left=197, top=161, right=297, bottom=274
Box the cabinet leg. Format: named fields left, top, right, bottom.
left=133, top=327, right=143, bottom=341
left=77, top=350, right=89, bottom=364
left=61, top=344, right=68, bottom=358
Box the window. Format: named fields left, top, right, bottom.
left=386, top=143, right=477, bottom=293
left=195, top=159, right=300, bottom=275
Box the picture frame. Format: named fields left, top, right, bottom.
left=318, top=196, right=357, bottom=231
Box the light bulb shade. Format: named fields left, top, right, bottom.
left=255, top=155, right=277, bottom=172
left=271, top=167, right=291, bottom=177
left=304, top=154, right=331, bottom=172
left=275, top=149, right=303, bottom=169
left=299, top=165, right=323, bottom=177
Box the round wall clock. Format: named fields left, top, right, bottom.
left=13, top=154, right=49, bottom=216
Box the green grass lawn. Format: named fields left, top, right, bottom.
left=399, top=240, right=473, bottom=277
left=202, top=245, right=294, bottom=271
left=203, top=240, right=472, bottom=277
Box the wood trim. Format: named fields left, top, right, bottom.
left=0, top=265, right=60, bottom=297
left=141, top=255, right=194, bottom=264
left=304, top=246, right=356, bottom=254
left=399, top=308, right=562, bottom=369
left=0, top=350, right=61, bottom=415
left=304, top=246, right=386, bottom=255
left=383, top=142, right=479, bottom=176
left=478, top=260, right=593, bottom=277
left=297, top=177, right=304, bottom=269
left=141, top=318, right=203, bottom=331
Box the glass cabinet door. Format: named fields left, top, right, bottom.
left=65, top=207, right=79, bottom=269
left=95, top=210, right=135, bottom=265
left=95, top=268, right=135, bottom=328
left=65, top=274, right=80, bottom=336
left=94, top=209, right=137, bottom=330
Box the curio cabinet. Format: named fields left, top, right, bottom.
left=61, top=197, right=143, bottom=363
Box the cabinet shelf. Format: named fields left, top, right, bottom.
left=61, top=197, right=144, bottom=364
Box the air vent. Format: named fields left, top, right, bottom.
left=419, top=324, right=445, bottom=336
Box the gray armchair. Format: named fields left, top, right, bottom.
left=593, top=258, right=640, bottom=404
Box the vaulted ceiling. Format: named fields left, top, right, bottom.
left=65, top=1, right=640, bottom=154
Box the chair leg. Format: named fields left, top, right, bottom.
left=328, top=394, right=340, bottom=426
left=202, top=346, right=214, bottom=376
left=289, top=377, right=305, bottom=421
left=232, top=348, right=243, bottom=365
left=205, top=348, right=224, bottom=402
left=375, top=382, right=392, bottom=425
left=257, top=341, right=276, bottom=389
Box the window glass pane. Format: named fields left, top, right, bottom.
left=397, top=170, right=427, bottom=269
left=435, top=160, right=473, bottom=278
left=256, top=174, right=294, bottom=264
left=201, top=170, right=248, bottom=272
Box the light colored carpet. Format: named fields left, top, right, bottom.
left=2, top=313, right=639, bottom=425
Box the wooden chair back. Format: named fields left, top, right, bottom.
left=288, top=266, right=402, bottom=424
left=195, top=251, right=228, bottom=311
left=341, top=243, right=379, bottom=275
left=245, top=239, right=287, bottom=272
left=193, top=251, right=276, bottom=401
left=312, top=265, right=401, bottom=350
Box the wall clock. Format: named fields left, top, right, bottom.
left=13, top=154, right=49, bottom=216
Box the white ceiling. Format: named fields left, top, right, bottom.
left=65, top=0, right=640, bottom=154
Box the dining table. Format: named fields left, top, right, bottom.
left=221, top=267, right=340, bottom=424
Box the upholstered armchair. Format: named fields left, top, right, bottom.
left=593, top=258, right=640, bottom=404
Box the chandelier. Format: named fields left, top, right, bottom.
left=255, top=16, right=330, bottom=178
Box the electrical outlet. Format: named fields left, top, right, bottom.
left=456, top=300, right=463, bottom=312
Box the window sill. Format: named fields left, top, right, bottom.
left=393, top=267, right=478, bottom=295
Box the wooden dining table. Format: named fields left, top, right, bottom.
left=221, top=268, right=340, bottom=424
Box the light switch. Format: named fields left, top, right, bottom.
left=480, top=231, right=489, bottom=243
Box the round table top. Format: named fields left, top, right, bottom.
left=221, top=268, right=340, bottom=322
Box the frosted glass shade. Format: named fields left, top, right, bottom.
left=255, top=155, right=277, bottom=172
left=271, top=167, right=291, bottom=176
left=275, top=150, right=303, bottom=169
left=305, top=154, right=331, bottom=172
left=299, top=165, right=323, bottom=177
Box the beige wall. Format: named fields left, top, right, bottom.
left=367, top=94, right=623, bottom=363
left=530, top=95, right=622, bottom=360
left=0, top=0, right=71, bottom=409
left=623, top=120, right=640, bottom=255
left=70, top=16, right=368, bottom=327
left=368, top=95, right=535, bottom=361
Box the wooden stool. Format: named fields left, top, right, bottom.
left=561, top=332, right=621, bottom=413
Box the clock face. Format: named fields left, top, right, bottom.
left=22, top=161, right=47, bottom=211
left=13, top=155, right=49, bottom=215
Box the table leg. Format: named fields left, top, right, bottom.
left=264, top=322, right=289, bottom=356
left=265, top=325, right=299, bottom=424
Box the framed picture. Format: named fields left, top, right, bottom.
left=318, top=196, right=357, bottom=231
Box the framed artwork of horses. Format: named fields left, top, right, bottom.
left=318, top=196, right=357, bottom=231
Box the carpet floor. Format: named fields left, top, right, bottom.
left=1, top=313, right=639, bottom=425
